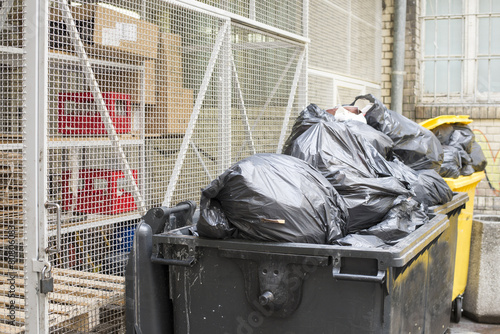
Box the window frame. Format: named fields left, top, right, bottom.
left=420, top=0, right=500, bottom=103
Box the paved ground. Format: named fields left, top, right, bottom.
left=447, top=316, right=500, bottom=334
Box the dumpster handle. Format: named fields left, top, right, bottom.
left=332, top=267, right=386, bottom=284
left=150, top=254, right=196, bottom=267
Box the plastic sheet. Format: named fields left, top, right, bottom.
left=197, top=153, right=348, bottom=244
left=354, top=94, right=443, bottom=171
left=286, top=121, right=413, bottom=233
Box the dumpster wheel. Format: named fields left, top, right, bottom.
left=452, top=296, right=463, bottom=323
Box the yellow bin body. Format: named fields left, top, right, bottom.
left=420, top=115, right=485, bottom=301
left=444, top=171, right=485, bottom=300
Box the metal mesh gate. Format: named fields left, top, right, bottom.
left=0, top=0, right=25, bottom=332
left=41, top=0, right=305, bottom=333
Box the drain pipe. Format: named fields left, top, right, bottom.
left=391, top=0, right=407, bottom=114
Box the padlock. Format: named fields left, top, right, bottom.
left=40, top=264, right=54, bottom=294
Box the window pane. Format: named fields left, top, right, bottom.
left=425, top=20, right=436, bottom=55
left=437, top=20, right=449, bottom=55
left=450, top=0, right=462, bottom=14
left=426, top=0, right=436, bottom=15
left=492, top=18, right=500, bottom=54
left=479, top=0, right=490, bottom=13
left=424, top=61, right=435, bottom=93
left=449, top=60, right=462, bottom=93
left=436, top=60, right=448, bottom=94
left=478, top=18, right=490, bottom=55
left=490, top=60, right=500, bottom=92
left=449, top=19, right=463, bottom=55
left=477, top=59, right=489, bottom=92
left=437, top=0, right=448, bottom=15
left=494, top=2, right=500, bottom=13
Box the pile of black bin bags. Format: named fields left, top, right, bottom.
left=432, top=123, right=487, bottom=178
left=196, top=94, right=478, bottom=248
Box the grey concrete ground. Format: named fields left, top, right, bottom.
left=447, top=316, right=500, bottom=334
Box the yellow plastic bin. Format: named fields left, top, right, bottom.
left=420, top=115, right=486, bottom=322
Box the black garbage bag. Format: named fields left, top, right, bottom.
left=460, top=150, right=475, bottom=176
left=353, top=94, right=443, bottom=171
left=286, top=121, right=413, bottom=233
left=439, top=145, right=462, bottom=178
left=359, top=197, right=429, bottom=245
left=197, top=153, right=348, bottom=244
left=282, top=104, right=336, bottom=155
left=344, top=120, right=394, bottom=160
left=384, top=159, right=453, bottom=207
left=282, top=104, right=394, bottom=159
left=448, top=124, right=475, bottom=154
left=432, top=124, right=454, bottom=145
left=412, top=169, right=454, bottom=206
left=470, top=142, right=487, bottom=172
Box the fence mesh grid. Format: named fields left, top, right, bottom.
left=0, top=0, right=25, bottom=332
left=43, top=0, right=304, bottom=332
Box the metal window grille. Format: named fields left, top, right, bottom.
left=421, top=0, right=500, bottom=103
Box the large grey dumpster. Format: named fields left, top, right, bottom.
left=126, top=194, right=467, bottom=334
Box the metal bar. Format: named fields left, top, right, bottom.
left=48, top=51, right=141, bottom=70
left=58, top=0, right=146, bottom=215
left=25, top=0, right=49, bottom=331
left=175, top=0, right=309, bottom=44
left=190, top=141, right=213, bottom=182
left=231, top=56, right=256, bottom=157
left=276, top=49, right=305, bottom=153
left=163, top=20, right=229, bottom=207
left=0, top=0, right=14, bottom=31
left=47, top=213, right=142, bottom=237
left=219, top=22, right=232, bottom=173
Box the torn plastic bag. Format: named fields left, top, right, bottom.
left=353, top=94, right=443, bottom=171
left=470, top=142, right=487, bottom=172
left=359, top=197, right=429, bottom=245
left=285, top=121, right=413, bottom=232
left=197, top=153, right=349, bottom=244
left=439, top=145, right=462, bottom=178
left=334, top=234, right=387, bottom=248
left=282, top=104, right=394, bottom=159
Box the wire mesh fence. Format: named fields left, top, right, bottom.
left=41, top=0, right=305, bottom=332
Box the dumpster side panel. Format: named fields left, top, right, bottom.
left=386, top=250, right=428, bottom=334
left=170, top=247, right=385, bottom=334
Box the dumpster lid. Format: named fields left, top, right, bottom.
left=443, top=171, right=485, bottom=189
left=419, top=115, right=473, bottom=130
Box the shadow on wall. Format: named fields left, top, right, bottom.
left=473, top=129, right=500, bottom=195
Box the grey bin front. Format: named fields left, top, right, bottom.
left=126, top=194, right=467, bottom=334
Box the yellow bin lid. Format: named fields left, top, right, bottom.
left=444, top=171, right=485, bottom=190
left=419, top=115, right=473, bottom=130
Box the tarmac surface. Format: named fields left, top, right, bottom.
left=447, top=316, right=500, bottom=334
